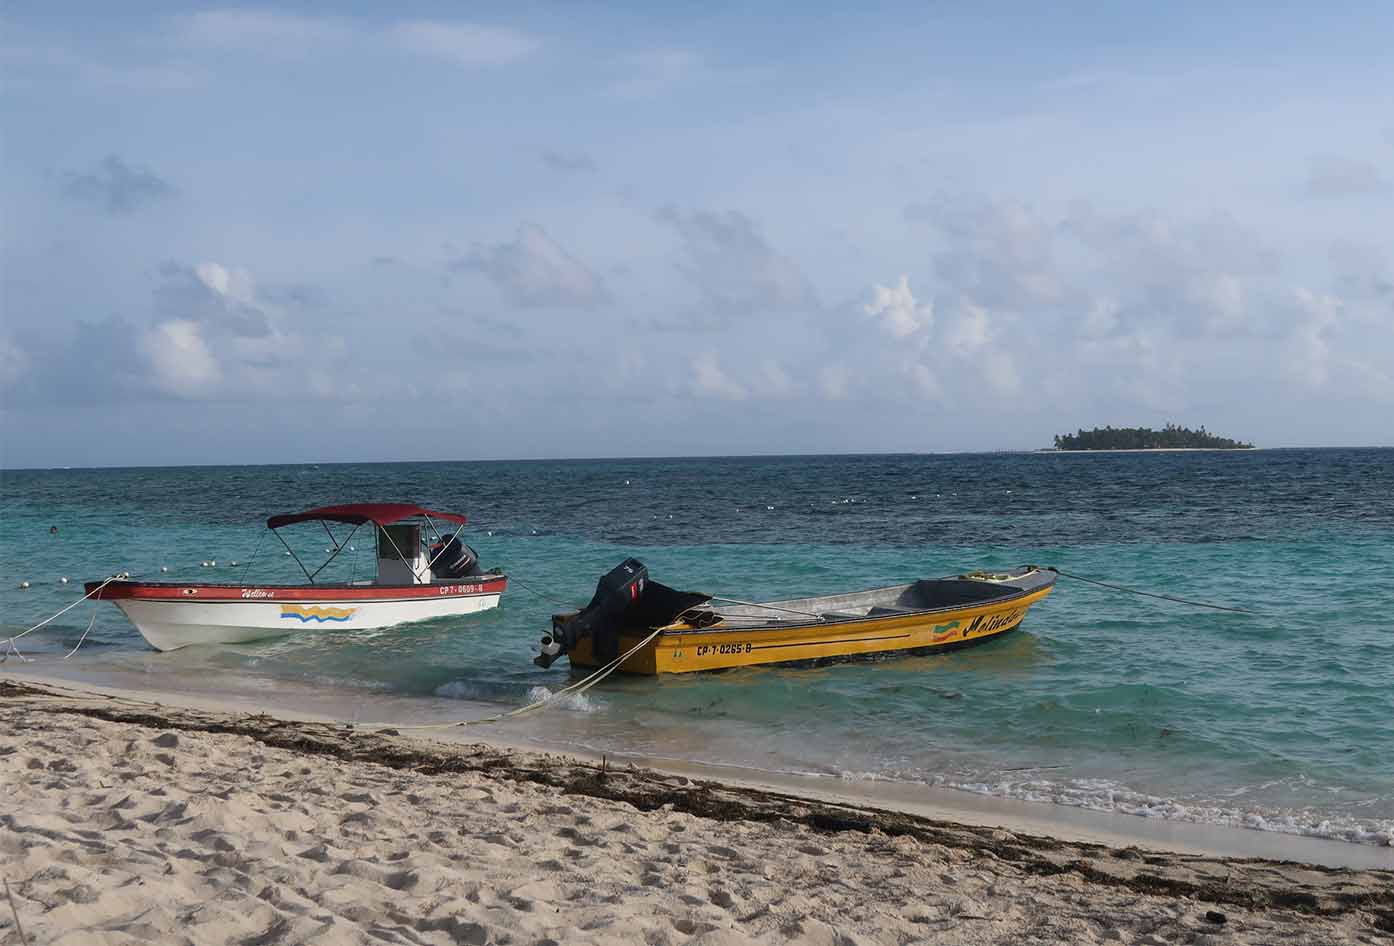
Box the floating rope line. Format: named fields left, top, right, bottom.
left=1044, top=567, right=1256, bottom=614
left=381, top=627, right=663, bottom=731
left=507, top=574, right=573, bottom=609
left=2, top=574, right=121, bottom=663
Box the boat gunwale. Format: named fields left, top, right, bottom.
left=85, top=575, right=509, bottom=602
left=657, top=572, right=1053, bottom=638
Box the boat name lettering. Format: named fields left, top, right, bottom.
left=438, top=583, right=483, bottom=595
left=241, top=588, right=275, bottom=599
left=696, top=642, right=752, bottom=657
left=967, top=609, right=1024, bottom=634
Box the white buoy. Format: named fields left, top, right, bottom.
left=486, top=531, right=492, bottom=536
left=230, top=561, right=238, bottom=567
left=347, top=546, right=355, bottom=552
left=200, top=561, right=210, bottom=567
left=209, top=561, right=216, bottom=567
left=625, top=480, right=630, bottom=485
left=59, top=577, right=69, bottom=584
left=160, top=566, right=169, bottom=573
left=18, top=580, right=30, bottom=589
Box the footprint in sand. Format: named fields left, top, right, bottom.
left=709, top=887, right=738, bottom=910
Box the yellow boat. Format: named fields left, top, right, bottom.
left=533, top=559, right=1056, bottom=675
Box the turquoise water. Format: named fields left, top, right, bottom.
left=2, top=451, right=1392, bottom=846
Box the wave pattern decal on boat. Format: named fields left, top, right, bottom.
left=280, top=605, right=358, bottom=623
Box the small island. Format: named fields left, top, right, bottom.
left=1051, top=424, right=1254, bottom=451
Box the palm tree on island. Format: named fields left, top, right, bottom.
left=1051, top=424, right=1254, bottom=450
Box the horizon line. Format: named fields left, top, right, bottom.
left=5, top=443, right=1393, bottom=473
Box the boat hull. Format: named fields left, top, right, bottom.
left=88, top=578, right=506, bottom=651
left=566, top=581, right=1052, bottom=675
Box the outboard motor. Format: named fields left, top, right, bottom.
left=534, top=558, right=711, bottom=669
left=429, top=536, right=480, bottom=580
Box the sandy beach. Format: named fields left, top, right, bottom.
left=2, top=680, right=1390, bottom=945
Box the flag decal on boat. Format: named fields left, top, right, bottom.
left=930, top=620, right=961, bottom=643
left=280, top=605, right=357, bottom=623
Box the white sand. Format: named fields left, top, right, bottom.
left=2, top=683, right=1390, bottom=945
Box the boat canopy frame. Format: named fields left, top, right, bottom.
left=260, top=503, right=470, bottom=585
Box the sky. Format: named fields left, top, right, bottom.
left=1, top=1, right=1391, bottom=467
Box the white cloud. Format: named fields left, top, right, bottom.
left=156, top=260, right=269, bottom=337
left=194, top=261, right=256, bottom=304
left=945, top=301, right=993, bottom=357
left=1284, top=288, right=1342, bottom=388
left=909, top=194, right=1063, bottom=309
left=143, top=320, right=222, bottom=396
left=174, top=9, right=352, bottom=52
left=1305, top=154, right=1386, bottom=198
left=864, top=275, right=932, bottom=338
left=760, top=359, right=797, bottom=398
left=59, top=155, right=175, bottom=216
left=390, top=20, right=538, bottom=66
left=1080, top=297, right=1121, bottom=338
left=691, top=352, right=747, bottom=400
left=1, top=37, right=202, bottom=91
left=905, top=361, right=942, bottom=400
left=0, top=338, right=29, bottom=387
left=171, top=10, right=537, bottom=66
left=657, top=207, right=818, bottom=316
left=819, top=364, right=850, bottom=400
left=612, top=49, right=703, bottom=97
left=457, top=224, right=609, bottom=308
left=981, top=351, right=1022, bottom=397
left=1188, top=273, right=1249, bottom=334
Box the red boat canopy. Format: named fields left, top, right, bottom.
left=266, top=503, right=467, bottom=530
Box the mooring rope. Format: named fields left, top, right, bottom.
left=62, top=613, right=100, bottom=660
left=379, top=626, right=664, bottom=731
left=2, top=574, right=121, bottom=663
left=507, top=574, right=574, bottom=609
left=1044, top=567, right=1255, bottom=614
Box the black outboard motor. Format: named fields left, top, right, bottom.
left=429, top=536, right=480, bottom=580
left=535, top=558, right=711, bottom=669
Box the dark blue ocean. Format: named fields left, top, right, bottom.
left=3, top=449, right=1392, bottom=847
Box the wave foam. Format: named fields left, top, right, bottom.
left=945, top=774, right=1394, bottom=847
left=526, top=685, right=598, bottom=714
left=434, top=680, right=487, bottom=701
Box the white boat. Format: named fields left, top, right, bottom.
left=87, top=502, right=507, bottom=651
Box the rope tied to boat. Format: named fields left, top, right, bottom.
left=1042, top=567, right=1256, bottom=614
left=377, top=626, right=665, bottom=731
left=2, top=574, right=121, bottom=663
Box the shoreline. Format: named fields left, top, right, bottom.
left=3, top=677, right=1392, bottom=944
left=8, top=666, right=1393, bottom=871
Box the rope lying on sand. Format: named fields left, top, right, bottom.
left=1044, top=567, right=1256, bottom=614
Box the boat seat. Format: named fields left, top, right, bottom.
left=820, top=610, right=864, bottom=621
left=867, top=605, right=915, bottom=617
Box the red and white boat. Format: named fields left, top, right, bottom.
left=86, top=503, right=507, bottom=651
